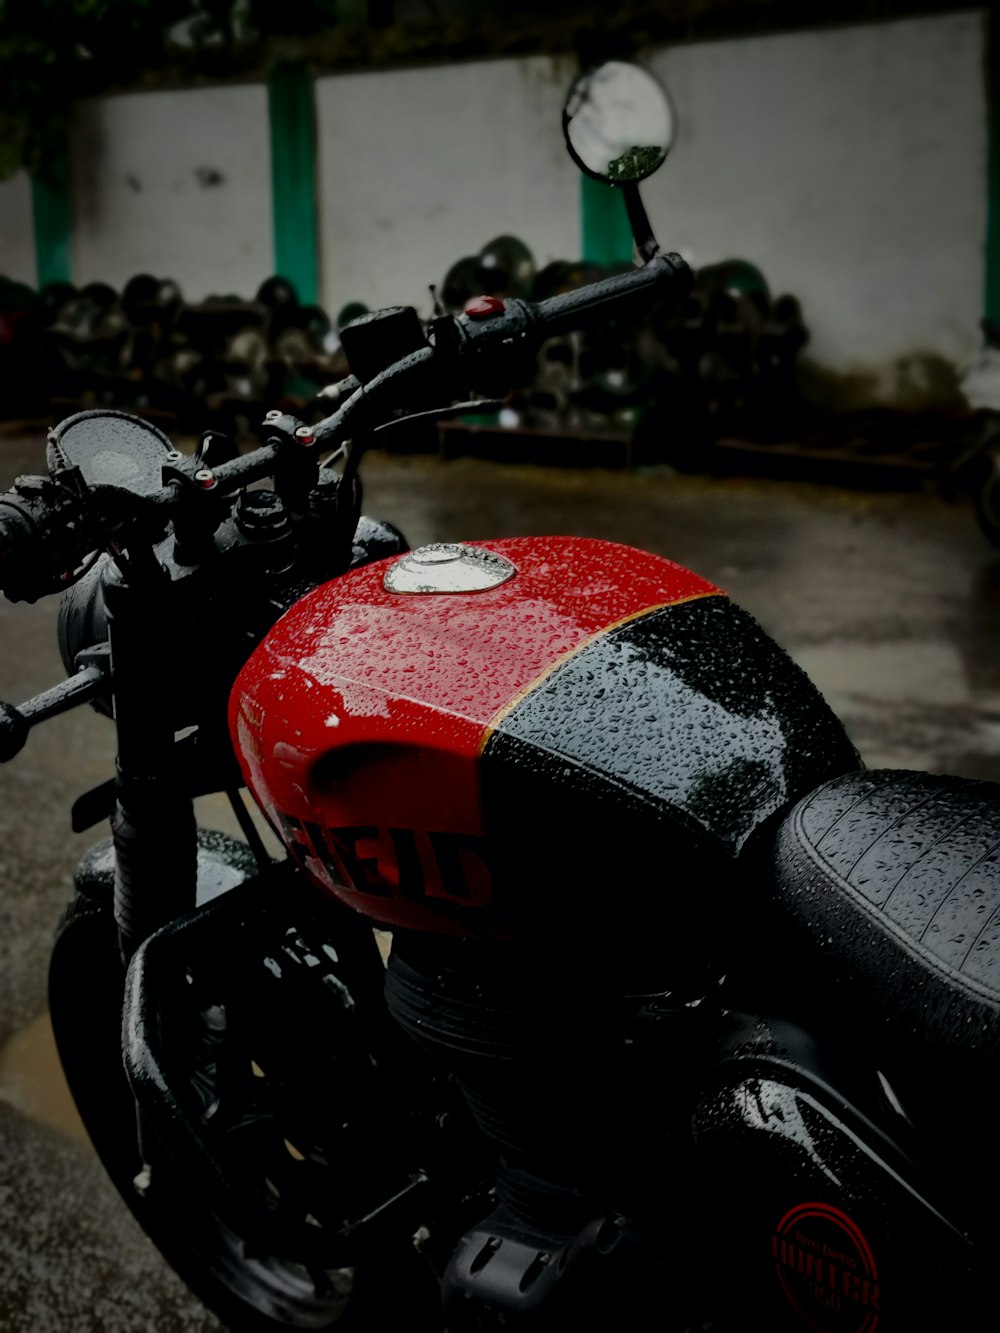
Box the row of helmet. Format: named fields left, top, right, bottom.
left=0, top=244, right=810, bottom=461
left=0, top=274, right=356, bottom=435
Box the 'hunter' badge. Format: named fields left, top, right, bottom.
left=772, top=1201, right=880, bottom=1332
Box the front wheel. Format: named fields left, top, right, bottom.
left=48, top=890, right=444, bottom=1332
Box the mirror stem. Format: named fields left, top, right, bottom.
left=623, top=184, right=659, bottom=265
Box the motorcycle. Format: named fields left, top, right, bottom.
left=0, top=59, right=996, bottom=1332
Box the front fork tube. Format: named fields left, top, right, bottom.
left=104, top=568, right=197, bottom=960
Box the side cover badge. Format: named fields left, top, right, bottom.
left=772, top=1201, right=880, bottom=1332
left=384, top=543, right=517, bottom=594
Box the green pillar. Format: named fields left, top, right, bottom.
left=580, top=175, right=634, bottom=267
left=31, top=151, right=72, bottom=289
left=267, top=63, right=319, bottom=306
left=987, top=14, right=1000, bottom=329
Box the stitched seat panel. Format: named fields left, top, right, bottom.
left=773, top=770, right=1000, bottom=1059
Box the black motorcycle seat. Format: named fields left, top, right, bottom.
left=773, top=769, right=1000, bottom=1064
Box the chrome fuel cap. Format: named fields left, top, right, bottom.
left=384, top=543, right=517, bottom=594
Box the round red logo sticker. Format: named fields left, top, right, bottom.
left=772, top=1201, right=880, bottom=1332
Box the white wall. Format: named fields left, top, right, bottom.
left=311, top=12, right=987, bottom=389
left=0, top=13, right=990, bottom=397
left=70, top=84, right=273, bottom=301
left=315, top=56, right=580, bottom=321
left=644, top=12, right=987, bottom=380
left=0, top=173, right=36, bottom=286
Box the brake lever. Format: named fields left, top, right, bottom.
left=372, top=399, right=507, bottom=435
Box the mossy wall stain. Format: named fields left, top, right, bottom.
left=798, top=352, right=966, bottom=414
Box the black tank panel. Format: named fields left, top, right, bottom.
left=478, top=598, right=860, bottom=975
left=484, top=597, right=859, bottom=857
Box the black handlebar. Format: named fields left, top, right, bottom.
left=438, top=250, right=689, bottom=368
left=0, top=663, right=108, bottom=762
left=503, top=251, right=689, bottom=341
left=0, top=252, right=692, bottom=602
left=312, top=251, right=691, bottom=449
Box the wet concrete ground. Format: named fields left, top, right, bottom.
left=1, top=432, right=999, bottom=1329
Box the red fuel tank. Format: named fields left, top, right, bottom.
left=230, top=536, right=859, bottom=958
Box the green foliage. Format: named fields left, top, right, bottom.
left=0, top=0, right=357, bottom=180
left=1, top=0, right=188, bottom=178
left=606, top=144, right=665, bottom=183
left=244, top=0, right=343, bottom=38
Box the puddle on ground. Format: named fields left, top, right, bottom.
left=0, top=1011, right=89, bottom=1144
left=0, top=932, right=393, bottom=1147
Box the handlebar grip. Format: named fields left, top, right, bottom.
left=0, top=701, right=29, bottom=762
left=450, top=252, right=691, bottom=376
left=530, top=251, right=692, bottom=338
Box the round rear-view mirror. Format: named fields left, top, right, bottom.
left=563, top=61, right=676, bottom=185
